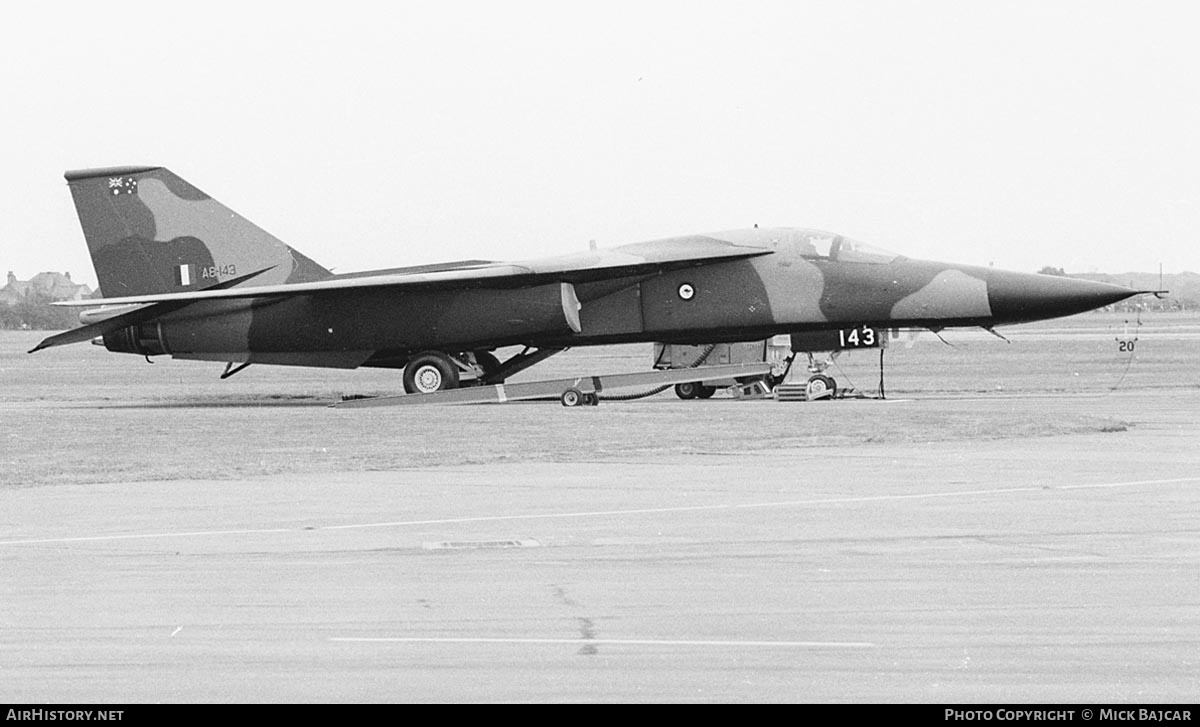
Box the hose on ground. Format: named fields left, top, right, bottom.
left=597, top=344, right=719, bottom=402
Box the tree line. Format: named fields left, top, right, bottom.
left=0, top=292, right=81, bottom=330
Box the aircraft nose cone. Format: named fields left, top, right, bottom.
left=987, top=270, right=1138, bottom=324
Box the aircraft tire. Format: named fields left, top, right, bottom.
left=695, top=384, right=717, bottom=399
left=403, top=352, right=460, bottom=394
left=674, top=382, right=699, bottom=399
left=805, top=374, right=836, bottom=400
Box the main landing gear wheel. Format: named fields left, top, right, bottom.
left=403, top=352, right=460, bottom=394
left=805, top=374, right=836, bottom=400
left=674, top=382, right=700, bottom=399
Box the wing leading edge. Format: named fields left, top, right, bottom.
left=54, top=236, right=771, bottom=308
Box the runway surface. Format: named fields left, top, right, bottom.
left=2, top=393, right=1198, bottom=702
left=2, top=319, right=1198, bottom=702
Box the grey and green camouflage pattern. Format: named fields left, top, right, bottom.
left=39, top=166, right=1141, bottom=391
left=66, top=167, right=331, bottom=297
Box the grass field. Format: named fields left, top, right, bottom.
left=3, top=311, right=1197, bottom=487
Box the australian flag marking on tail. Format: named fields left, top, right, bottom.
left=107, top=177, right=138, bottom=196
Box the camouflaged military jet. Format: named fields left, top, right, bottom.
left=34, top=166, right=1143, bottom=394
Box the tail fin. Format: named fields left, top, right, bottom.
left=65, top=166, right=331, bottom=297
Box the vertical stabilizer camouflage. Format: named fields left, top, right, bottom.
left=64, top=167, right=331, bottom=297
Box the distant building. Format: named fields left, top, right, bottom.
left=1, top=271, right=93, bottom=305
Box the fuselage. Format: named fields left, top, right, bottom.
left=98, top=227, right=1137, bottom=369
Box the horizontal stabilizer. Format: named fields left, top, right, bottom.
left=30, top=302, right=173, bottom=353
left=31, top=266, right=275, bottom=353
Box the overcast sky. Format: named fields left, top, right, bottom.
left=3, top=1, right=1198, bottom=288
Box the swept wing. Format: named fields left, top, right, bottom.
left=54, top=237, right=770, bottom=307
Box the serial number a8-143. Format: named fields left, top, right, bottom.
left=200, top=264, right=238, bottom=279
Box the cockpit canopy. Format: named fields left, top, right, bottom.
left=794, top=230, right=899, bottom=264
